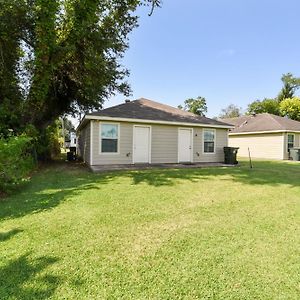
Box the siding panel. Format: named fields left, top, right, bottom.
left=194, top=128, right=228, bottom=163
left=151, top=125, right=178, bottom=163
left=92, top=121, right=133, bottom=165
left=85, top=121, right=228, bottom=165
left=229, top=133, right=284, bottom=160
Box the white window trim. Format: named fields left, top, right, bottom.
left=203, top=128, right=216, bottom=154
left=287, top=133, right=295, bottom=153
left=177, top=127, right=193, bottom=163
left=99, top=122, right=120, bottom=155
left=132, top=125, right=152, bottom=164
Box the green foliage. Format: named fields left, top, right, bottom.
left=34, top=121, right=62, bottom=161
left=179, top=96, right=208, bottom=116
left=247, top=98, right=280, bottom=115
left=58, top=118, right=75, bottom=141
left=277, top=73, right=300, bottom=102
left=246, top=73, right=300, bottom=118
left=279, top=97, right=300, bottom=121
left=0, top=135, right=35, bottom=193
left=219, top=104, right=242, bottom=118
left=0, top=0, right=27, bottom=136
left=0, top=0, right=160, bottom=158
left=0, top=0, right=160, bottom=134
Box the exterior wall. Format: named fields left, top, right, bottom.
left=151, top=125, right=178, bottom=163
left=228, top=133, right=285, bottom=160
left=92, top=121, right=133, bottom=165
left=193, top=128, right=228, bottom=163
left=77, top=122, right=91, bottom=164
left=88, top=120, right=228, bottom=165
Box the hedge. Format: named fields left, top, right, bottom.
left=0, top=135, right=36, bottom=193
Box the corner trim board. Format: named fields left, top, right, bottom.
left=90, top=120, right=93, bottom=165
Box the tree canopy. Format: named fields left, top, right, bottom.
left=178, top=96, right=208, bottom=116
left=0, top=0, right=160, bottom=137
left=219, top=104, right=242, bottom=119
left=277, top=73, right=300, bottom=102
left=246, top=73, right=300, bottom=117
left=279, top=97, right=300, bottom=121
left=247, top=98, right=280, bottom=115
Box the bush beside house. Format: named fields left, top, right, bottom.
left=0, top=135, right=36, bottom=193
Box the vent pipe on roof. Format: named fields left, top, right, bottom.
left=125, top=99, right=130, bottom=103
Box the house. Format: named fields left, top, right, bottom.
left=65, top=132, right=77, bottom=149
left=223, top=113, right=300, bottom=160
left=76, top=98, right=233, bottom=167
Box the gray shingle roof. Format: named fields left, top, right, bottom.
left=87, top=98, right=231, bottom=127
left=222, top=113, right=300, bottom=133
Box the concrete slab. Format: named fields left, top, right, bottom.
left=90, top=162, right=236, bottom=172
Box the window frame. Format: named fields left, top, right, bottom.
left=287, top=133, right=295, bottom=153
left=99, top=122, right=120, bottom=154
left=203, top=128, right=216, bottom=154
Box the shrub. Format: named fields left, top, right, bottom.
left=0, top=135, right=36, bottom=193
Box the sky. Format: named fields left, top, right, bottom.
left=102, top=0, right=300, bottom=119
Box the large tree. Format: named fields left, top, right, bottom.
left=219, top=104, right=242, bottom=119
left=277, top=73, right=300, bottom=102
left=0, top=0, right=160, bottom=136
left=246, top=73, right=300, bottom=116
left=178, top=96, right=208, bottom=116
left=247, top=98, right=280, bottom=115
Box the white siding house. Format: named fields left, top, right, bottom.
left=77, top=98, right=232, bottom=168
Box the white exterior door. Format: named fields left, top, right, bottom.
left=178, top=128, right=192, bottom=162
left=133, top=126, right=151, bottom=163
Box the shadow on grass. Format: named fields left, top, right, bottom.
left=0, top=160, right=299, bottom=222
left=129, top=160, right=300, bottom=187
left=0, top=228, right=23, bottom=242
left=0, top=253, right=59, bottom=299
left=0, top=162, right=108, bottom=221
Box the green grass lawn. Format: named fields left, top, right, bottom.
left=1, top=160, right=300, bottom=299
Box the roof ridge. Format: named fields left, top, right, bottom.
left=266, top=113, right=286, bottom=130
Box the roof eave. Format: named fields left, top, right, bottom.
left=229, top=130, right=300, bottom=135
left=81, top=115, right=234, bottom=129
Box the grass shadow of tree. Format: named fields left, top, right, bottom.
left=0, top=253, right=60, bottom=299
left=1, top=160, right=299, bottom=222
left=127, top=160, right=300, bottom=188
left=0, top=163, right=109, bottom=221
left=0, top=228, right=23, bottom=242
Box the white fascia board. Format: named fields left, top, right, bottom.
left=84, top=115, right=234, bottom=129
left=229, top=130, right=300, bottom=136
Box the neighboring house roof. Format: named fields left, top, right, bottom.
left=77, top=98, right=232, bottom=130
left=222, top=113, right=300, bottom=134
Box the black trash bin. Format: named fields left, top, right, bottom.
left=224, top=147, right=239, bottom=165
left=67, top=151, right=75, bottom=161
left=69, top=146, right=76, bottom=154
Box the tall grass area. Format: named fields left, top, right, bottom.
left=0, top=160, right=300, bottom=299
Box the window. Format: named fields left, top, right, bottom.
left=101, top=123, right=119, bottom=153
left=287, top=134, right=294, bottom=152
left=203, top=129, right=215, bottom=153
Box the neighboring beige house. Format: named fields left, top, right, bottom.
left=223, top=113, right=300, bottom=160
left=77, top=98, right=233, bottom=168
